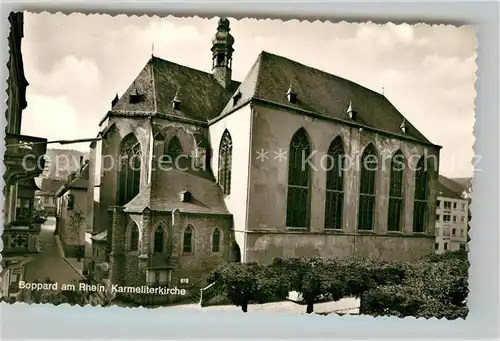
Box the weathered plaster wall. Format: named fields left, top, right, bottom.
left=209, top=104, right=252, bottom=262
left=244, top=103, right=439, bottom=262
left=60, top=188, right=87, bottom=257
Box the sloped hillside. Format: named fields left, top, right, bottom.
left=41, top=148, right=90, bottom=181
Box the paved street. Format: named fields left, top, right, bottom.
left=23, top=217, right=83, bottom=286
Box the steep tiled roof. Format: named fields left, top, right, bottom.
left=437, top=175, right=465, bottom=200
left=91, top=230, right=107, bottom=242
left=124, top=157, right=230, bottom=215
left=108, top=51, right=435, bottom=146
left=110, top=56, right=240, bottom=121
left=450, top=177, right=472, bottom=191
left=40, top=178, right=65, bottom=194
left=216, top=51, right=434, bottom=145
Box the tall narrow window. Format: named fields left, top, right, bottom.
left=286, top=128, right=311, bottom=228
left=130, top=223, right=139, bottom=251
left=324, top=137, right=344, bottom=230
left=358, top=144, right=378, bottom=231
left=183, top=225, right=194, bottom=253
left=118, top=134, right=141, bottom=206
left=413, top=157, right=429, bottom=232
left=212, top=228, right=221, bottom=253
left=388, top=150, right=404, bottom=231
left=165, top=136, right=182, bottom=157
left=218, top=130, right=232, bottom=195
left=153, top=225, right=164, bottom=253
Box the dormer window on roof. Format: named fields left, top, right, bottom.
left=232, top=91, right=242, bottom=106
left=400, top=119, right=408, bottom=133
left=179, top=190, right=192, bottom=202
left=346, top=100, right=357, bottom=120
left=286, top=84, right=297, bottom=104
left=129, top=88, right=145, bottom=104
left=172, top=91, right=181, bottom=110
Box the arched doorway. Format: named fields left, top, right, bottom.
left=231, top=242, right=241, bottom=263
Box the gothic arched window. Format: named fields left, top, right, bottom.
left=183, top=225, right=194, bottom=254
left=218, top=130, right=232, bottom=195
left=118, top=134, right=141, bottom=206
left=388, top=150, right=404, bottom=232
left=358, top=144, right=378, bottom=231
left=165, top=136, right=182, bottom=157
left=212, top=228, right=221, bottom=253
left=129, top=223, right=139, bottom=251
left=286, top=128, right=311, bottom=229
left=324, top=136, right=345, bottom=230
left=413, top=157, right=429, bottom=233
left=153, top=225, right=164, bottom=253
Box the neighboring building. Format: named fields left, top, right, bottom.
left=451, top=177, right=472, bottom=200
left=1, top=12, right=47, bottom=301
left=36, top=178, right=65, bottom=216
left=434, top=176, right=469, bottom=253
left=55, top=157, right=91, bottom=259
left=88, top=18, right=441, bottom=304
left=41, top=148, right=89, bottom=180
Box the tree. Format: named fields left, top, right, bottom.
left=272, top=258, right=346, bottom=314
left=360, top=251, right=469, bottom=319
left=207, top=262, right=285, bottom=312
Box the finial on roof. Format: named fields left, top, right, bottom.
left=172, top=90, right=181, bottom=110
left=400, top=118, right=407, bottom=133
left=286, top=83, right=297, bottom=103
left=111, top=93, right=119, bottom=107
left=152, top=42, right=155, bottom=57
left=218, top=17, right=230, bottom=31
left=382, top=86, right=385, bottom=96
left=346, top=100, right=357, bottom=120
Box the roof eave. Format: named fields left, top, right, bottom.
left=246, top=97, right=441, bottom=149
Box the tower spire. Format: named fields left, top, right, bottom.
left=211, top=17, right=235, bottom=89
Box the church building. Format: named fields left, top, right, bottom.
left=88, top=18, right=440, bottom=303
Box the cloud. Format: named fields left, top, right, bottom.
left=22, top=94, right=79, bottom=141
left=144, top=20, right=200, bottom=45
left=24, top=54, right=102, bottom=98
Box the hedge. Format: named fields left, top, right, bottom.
left=207, top=251, right=467, bottom=317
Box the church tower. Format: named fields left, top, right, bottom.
left=211, top=17, right=234, bottom=89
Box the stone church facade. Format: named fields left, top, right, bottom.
left=88, top=18, right=440, bottom=303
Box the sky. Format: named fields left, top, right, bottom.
left=20, top=12, right=477, bottom=178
